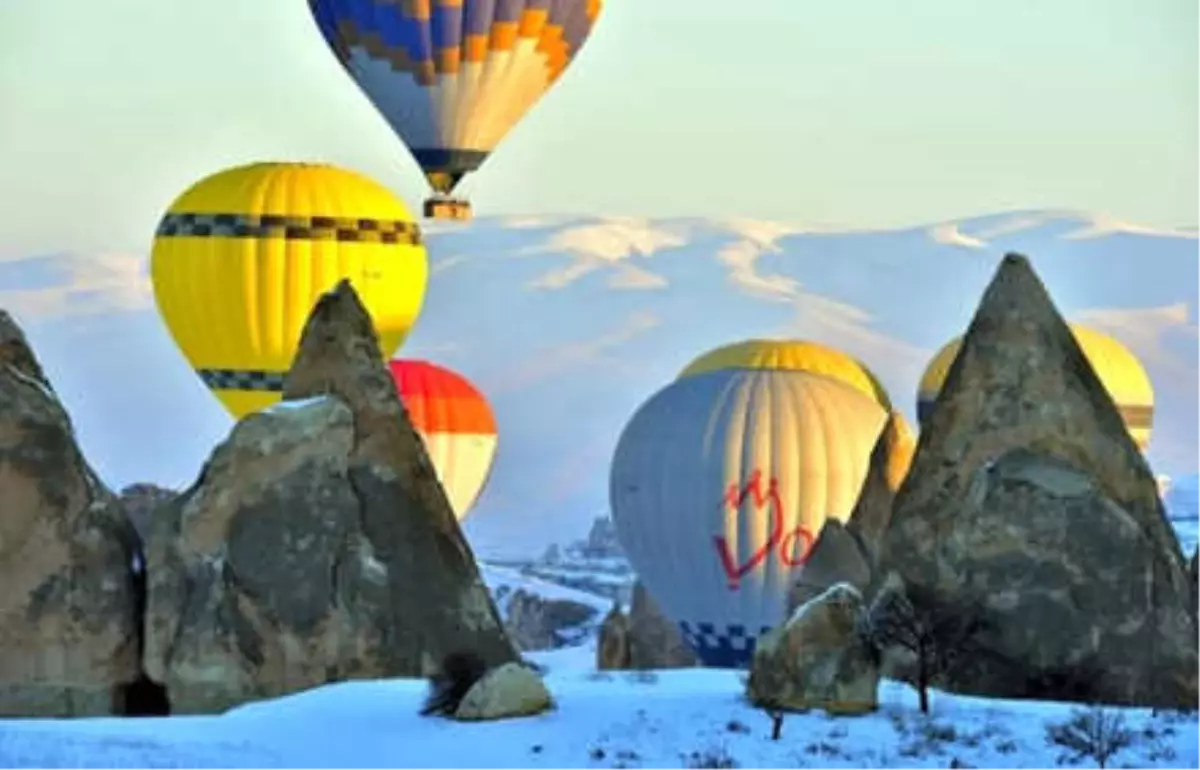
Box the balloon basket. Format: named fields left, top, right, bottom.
left=423, top=198, right=472, bottom=221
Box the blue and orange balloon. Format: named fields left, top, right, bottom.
left=307, top=0, right=604, bottom=219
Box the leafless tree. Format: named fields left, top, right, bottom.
left=1045, top=707, right=1135, bottom=769
left=859, top=580, right=991, bottom=714
left=419, top=650, right=489, bottom=717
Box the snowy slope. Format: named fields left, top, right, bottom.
left=0, top=659, right=1194, bottom=769
left=482, top=563, right=615, bottom=616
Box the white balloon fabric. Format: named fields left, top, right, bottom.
left=609, top=368, right=888, bottom=667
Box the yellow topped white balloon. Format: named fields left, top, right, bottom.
left=679, top=338, right=893, bottom=410
left=610, top=339, right=889, bottom=667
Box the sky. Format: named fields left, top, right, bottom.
left=0, top=2, right=1196, bottom=554
left=1, top=0, right=1197, bottom=261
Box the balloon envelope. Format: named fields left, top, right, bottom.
left=609, top=369, right=888, bottom=668
left=389, top=359, right=498, bottom=520
left=151, top=162, right=428, bottom=419
left=917, top=323, right=1154, bottom=449
left=679, top=338, right=893, bottom=410
left=307, top=0, right=604, bottom=195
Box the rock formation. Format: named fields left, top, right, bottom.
left=875, top=253, right=1197, bottom=708
left=453, top=662, right=553, bottom=721
left=628, top=581, right=698, bottom=668
left=144, top=280, right=517, bottom=713
left=596, top=584, right=699, bottom=671
left=596, top=602, right=633, bottom=670
left=580, top=516, right=625, bottom=559
left=503, top=589, right=598, bottom=651
left=747, top=583, right=878, bottom=715
left=1191, top=549, right=1198, bottom=619
left=787, top=411, right=915, bottom=614
left=118, top=483, right=178, bottom=546
left=0, top=311, right=141, bottom=716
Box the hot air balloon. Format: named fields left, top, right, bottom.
left=389, top=359, right=498, bottom=520
left=679, top=338, right=893, bottom=409
left=609, top=367, right=888, bottom=668
left=151, top=162, right=428, bottom=419
left=307, top=0, right=604, bottom=221
left=917, top=323, right=1154, bottom=449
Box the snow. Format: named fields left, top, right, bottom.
left=482, top=564, right=615, bottom=619
left=261, top=396, right=331, bottom=414
left=0, top=661, right=1194, bottom=769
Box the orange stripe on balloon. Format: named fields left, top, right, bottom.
left=413, top=59, right=436, bottom=86
left=490, top=21, right=518, bottom=51
left=403, top=396, right=497, bottom=434
left=436, top=47, right=461, bottom=74
left=390, top=360, right=497, bottom=434
left=519, top=8, right=549, bottom=38
left=463, top=33, right=489, bottom=63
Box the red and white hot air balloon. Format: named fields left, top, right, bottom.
left=388, top=359, right=498, bottom=521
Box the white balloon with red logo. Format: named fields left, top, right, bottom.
left=608, top=367, right=887, bottom=667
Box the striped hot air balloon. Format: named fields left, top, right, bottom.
left=307, top=0, right=604, bottom=220
left=389, top=359, right=498, bottom=520
left=610, top=364, right=888, bottom=668
left=917, top=323, right=1155, bottom=450
left=150, top=162, right=428, bottom=419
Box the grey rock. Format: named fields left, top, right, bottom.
left=876, top=253, right=1197, bottom=709
left=0, top=311, right=140, bottom=716
left=144, top=280, right=517, bottom=713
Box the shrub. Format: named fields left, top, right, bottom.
left=418, top=650, right=489, bottom=717
left=1044, top=707, right=1135, bottom=769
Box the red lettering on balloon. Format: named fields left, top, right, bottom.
left=779, top=526, right=815, bottom=567
left=713, top=470, right=816, bottom=590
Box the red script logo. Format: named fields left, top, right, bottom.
left=712, top=470, right=815, bottom=590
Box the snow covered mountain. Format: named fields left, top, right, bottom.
left=4, top=209, right=1196, bottom=557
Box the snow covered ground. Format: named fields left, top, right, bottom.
left=0, top=642, right=1194, bottom=769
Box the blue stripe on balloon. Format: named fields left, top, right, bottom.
left=345, top=0, right=373, bottom=31
left=493, top=0, right=524, bottom=23
left=370, top=2, right=402, bottom=47
left=463, top=0, right=496, bottom=36
left=560, top=1, right=594, bottom=54
left=545, top=0, right=569, bottom=24
left=432, top=1, right=464, bottom=49
left=395, top=2, right=434, bottom=65
left=309, top=0, right=340, bottom=45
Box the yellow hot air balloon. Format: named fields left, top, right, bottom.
left=679, top=338, right=893, bottom=410
left=916, top=323, right=1154, bottom=449
left=151, top=162, right=429, bottom=419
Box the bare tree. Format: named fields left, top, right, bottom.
left=419, top=650, right=489, bottom=717
left=1045, top=706, right=1135, bottom=769
left=859, top=579, right=991, bottom=714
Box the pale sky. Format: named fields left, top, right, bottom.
left=0, top=0, right=1196, bottom=259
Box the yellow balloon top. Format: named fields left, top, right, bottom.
left=678, top=338, right=893, bottom=410
left=916, top=323, right=1154, bottom=448
left=151, top=162, right=429, bottom=419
